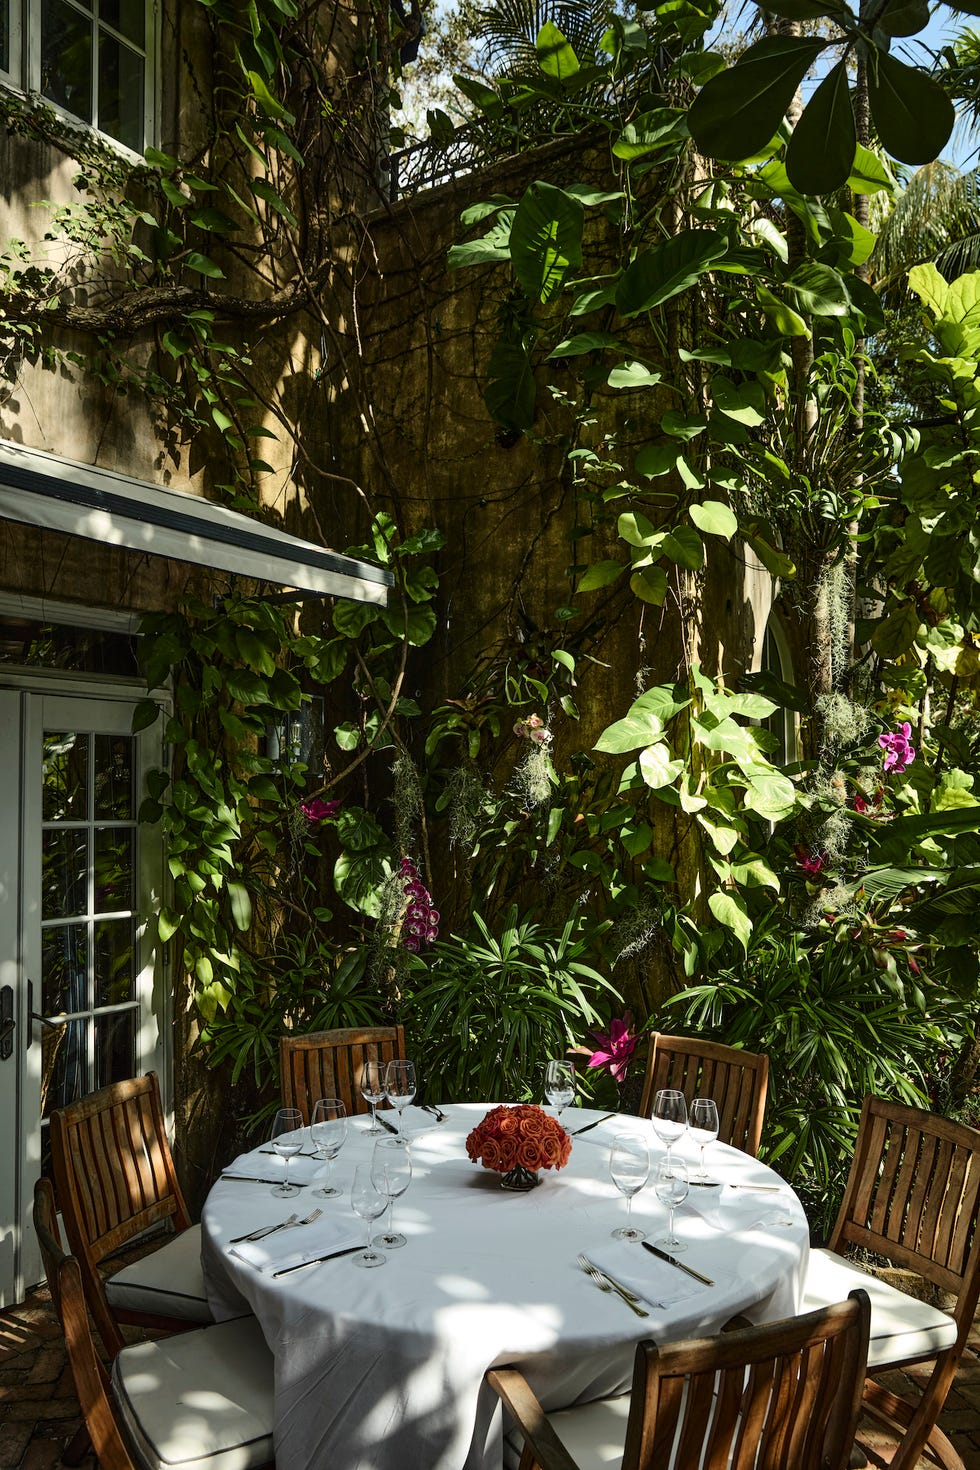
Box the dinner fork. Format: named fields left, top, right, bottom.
left=229, top=1207, right=323, bottom=1245
left=576, top=1254, right=650, bottom=1317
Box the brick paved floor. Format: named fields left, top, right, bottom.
left=1, top=1283, right=979, bottom=1469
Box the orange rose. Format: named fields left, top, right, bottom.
left=519, top=1108, right=549, bottom=1140
left=498, top=1137, right=519, bottom=1171
left=481, top=1137, right=502, bottom=1171
left=517, top=1138, right=542, bottom=1170
left=539, top=1135, right=562, bottom=1168
left=498, top=1111, right=519, bottom=1135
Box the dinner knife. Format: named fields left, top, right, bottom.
left=641, top=1240, right=714, bottom=1286
left=419, top=1103, right=447, bottom=1122
left=377, top=1114, right=399, bottom=1134
left=568, top=1113, right=619, bottom=1136
left=220, top=1173, right=308, bottom=1187
left=272, top=1244, right=362, bottom=1277
left=728, top=1183, right=782, bottom=1192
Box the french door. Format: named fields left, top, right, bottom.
left=0, top=688, right=165, bottom=1305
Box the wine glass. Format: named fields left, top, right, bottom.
left=269, top=1107, right=304, bottom=1197
left=544, top=1060, right=576, bottom=1122
left=689, top=1097, right=719, bottom=1183
left=609, top=1134, right=650, bottom=1241
left=310, top=1097, right=348, bottom=1198
left=651, top=1088, right=688, bottom=1167
left=384, top=1060, right=417, bottom=1134
left=371, top=1136, right=413, bottom=1249
left=359, top=1060, right=385, bottom=1133
left=350, top=1164, right=388, bottom=1269
left=655, top=1157, right=690, bottom=1251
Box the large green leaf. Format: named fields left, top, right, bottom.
left=630, top=566, right=669, bottom=604
left=639, top=744, right=685, bottom=788
left=484, top=339, right=536, bottom=431
left=510, top=183, right=584, bottom=302
left=757, top=285, right=810, bottom=338
left=708, top=890, right=752, bottom=952
left=616, top=230, right=728, bottom=316
left=688, top=36, right=826, bottom=162
left=612, top=109, right=688, bottom=160
left=867, top=47, right=955, bottom=165
left=548, top=332, right=625, bottom=358
left=536, top=21, right=580, bottom=81
left=785, top=61, right=855, bottom=196
left=689, top=500, right=737, bottom=539
left=784, top=263, right=851, bottom=317
left=846, top=145, right=894, bottom=194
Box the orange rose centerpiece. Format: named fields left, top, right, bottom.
left=466, top=1104, right=572, bottom=1191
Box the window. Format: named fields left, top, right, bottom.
left=2, top=0, right=153, bottom=153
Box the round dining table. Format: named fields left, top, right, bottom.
left=200, top=1103, right=810, bottom=1470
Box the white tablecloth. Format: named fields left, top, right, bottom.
left=201, top=1104, right=809, bottom=1470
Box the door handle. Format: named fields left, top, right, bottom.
left=0, top=985, right=13, bottom=1060
left=30, top=1012, right=66, bottom=1030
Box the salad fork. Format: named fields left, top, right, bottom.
left=576, top=1253, right=650, bottom=1317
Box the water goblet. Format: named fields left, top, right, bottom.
left=359, top=1060, right=385, bottom=1133
left=270, top=1107, right=304, bottom=1197
left=609, top=1134, right=650, bottom=1241
left=651, top=1088, right=688, bottom=1167
left=655, top=1157, right=690, bottom=1252
left=689, top=1096, right=719, bottom=1183
left=384, top=1059, right=417, bottom=1134
left=544, top=1060, right=576, bottom=1123
left=371, top=1136, right=413, bottom=1249
left=350, top=1164, right=388, bottom=1269
left=310, top=1097, right=348, bottom=1198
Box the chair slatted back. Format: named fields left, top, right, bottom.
left=623, top=1291, right=870, bottom=1470
left=50, top=1072, right=191, bottom=1357
left=280, top=1025, right=407, bottom=1124
left=33, top=1179, right=139, bottom=1470
left=831, top=1095, right=980, bottom=1305
left=638, top=1034, right=769, bottom=1157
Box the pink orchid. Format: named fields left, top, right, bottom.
left=301, top=796, right=341, bottom=824
left=879, top=723, right=915, bottom=775
left=587, top=1014, right=639, bottom=1084
left=795, top=846, right=827, bottom=876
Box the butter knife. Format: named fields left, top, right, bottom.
left=272, top=1244, right=361, bottom=1277
left=220, top=1173, right=308, bottom=1187
left=568, top=1113, right=619, bottom=1136
left=642, top=1240, right=713, bottom=1286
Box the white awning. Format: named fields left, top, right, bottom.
left=0, top=439, right=391, bottom=604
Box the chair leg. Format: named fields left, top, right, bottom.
left=861, top=1374, right=966, bottom=1470
left=61, top=1421, right=92, bottom=1466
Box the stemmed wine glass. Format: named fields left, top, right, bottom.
left=350, top=1165, right=388, bottom=1269
left=371, top=1136, right=413, bottom=1249
left=651, top=1088, right=688, bottom=1167
left=269, top=1107, right=304, bottom=1197
left=655, top=1157, right=690, bottom=1251
left=384, top=1060, right=417, bottom=1135
left=689, top=1097, right=719, bottom=1184
left=359, top=1061, right=385, bottom=1134
left=609, top=1134, right=650, bottom=1241
left=544, top=1060, right=576, bottom=1123
left=310, top=1097, right=348, bottom=1198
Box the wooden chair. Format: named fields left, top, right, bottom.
left=801, top=1095, right=980, bottom=1470
left=280, top=1024, right=407, bottom=1124
left=49, top=1072, right=212, bottom=1358
left=489, top=1289, right=871, bottom=1470
left=638, top=1033, right=769, bottom=1156
left=34, top=1179, right=275, bottom=1470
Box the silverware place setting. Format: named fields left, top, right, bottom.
left=576, top=1253, right=652, bottom=1317
left=229, top=1207, right=323, bottom=1245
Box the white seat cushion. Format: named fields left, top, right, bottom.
left=112, top=1315, right=274, bottom=1470
left=106, top=1224, right=213, bottom=1324
left=504, top=1394, right=631, bottom=1470
left=802, top=1248, right=958, bottom=1370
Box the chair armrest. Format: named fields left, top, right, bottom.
left=485, top=1368, right=583, bottom=1470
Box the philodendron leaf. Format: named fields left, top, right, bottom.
left=688, top=35, right=826, bottom=162
left=536, top=21, right=580, bottom=81
left=785, top=61, right=856, bottom=195
left=510, top=182, right=584, bottom=302
left=689, top=500, right=738, bottom=539
left=784, top=263, right=851, bottom=317
left=616, top=230, right=728, bottom=316
left=708, top=890, right=752, bottom=953
left=630, top=566, right=669, bottom=604
left=757, top=285, right=810, bottom=337
left=867, top=46, right=955, bottom=165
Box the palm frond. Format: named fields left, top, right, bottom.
left=869, top=161, right=980, bottom=298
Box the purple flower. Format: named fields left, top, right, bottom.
left=795, top=846, right=827, bottom=876
left=879, top=723, right=915, bottom=775
left=586, top=1014, right=639, bottom=1085
left=399, top=858, right=439, bottom=950
left=301, top=796, right=341, bottom=824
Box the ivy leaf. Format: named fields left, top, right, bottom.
left=688, top=36, right=826, bottom=162
left=662, top=526, right=704, bottom=570
left=510, top=182, right=584, bottom=302
left=616, top=230, right=728, bottom=316
left=607, top=361, right=662, bottom=388
left=579, top=559, right=625, bottom=591
left=689, top=501, right=737, bottom=539
left=131, top=699, right=160, bottom=733
left=186, top=251, right=225, bottom=279
left=785, top=61, right=856, bottom=196
left=636, top=444, right=678, bottom=477
left=867, top=46, right=955, bottom=165
left=536, top=21, right=580, bottom=81
left=630, top=566, right=669, bottom=604
left=227, top=881, right=252, bottom=932
left=708, top=890, right=752, bottom=953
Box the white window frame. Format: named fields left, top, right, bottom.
left=1, top=0, right=156, bottom=157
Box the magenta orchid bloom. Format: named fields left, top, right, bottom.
left=301, top=796, right=341, bottom=824
left=878, top=723, right=915, bottom=775
left=795, top=846, right=827, bottom=876
left=587, top=1014, right=639, bottom=1084
left=399, top=857, right=439, bottom=949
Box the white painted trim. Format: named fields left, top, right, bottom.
left=0, top=591, right=141, bottom=634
